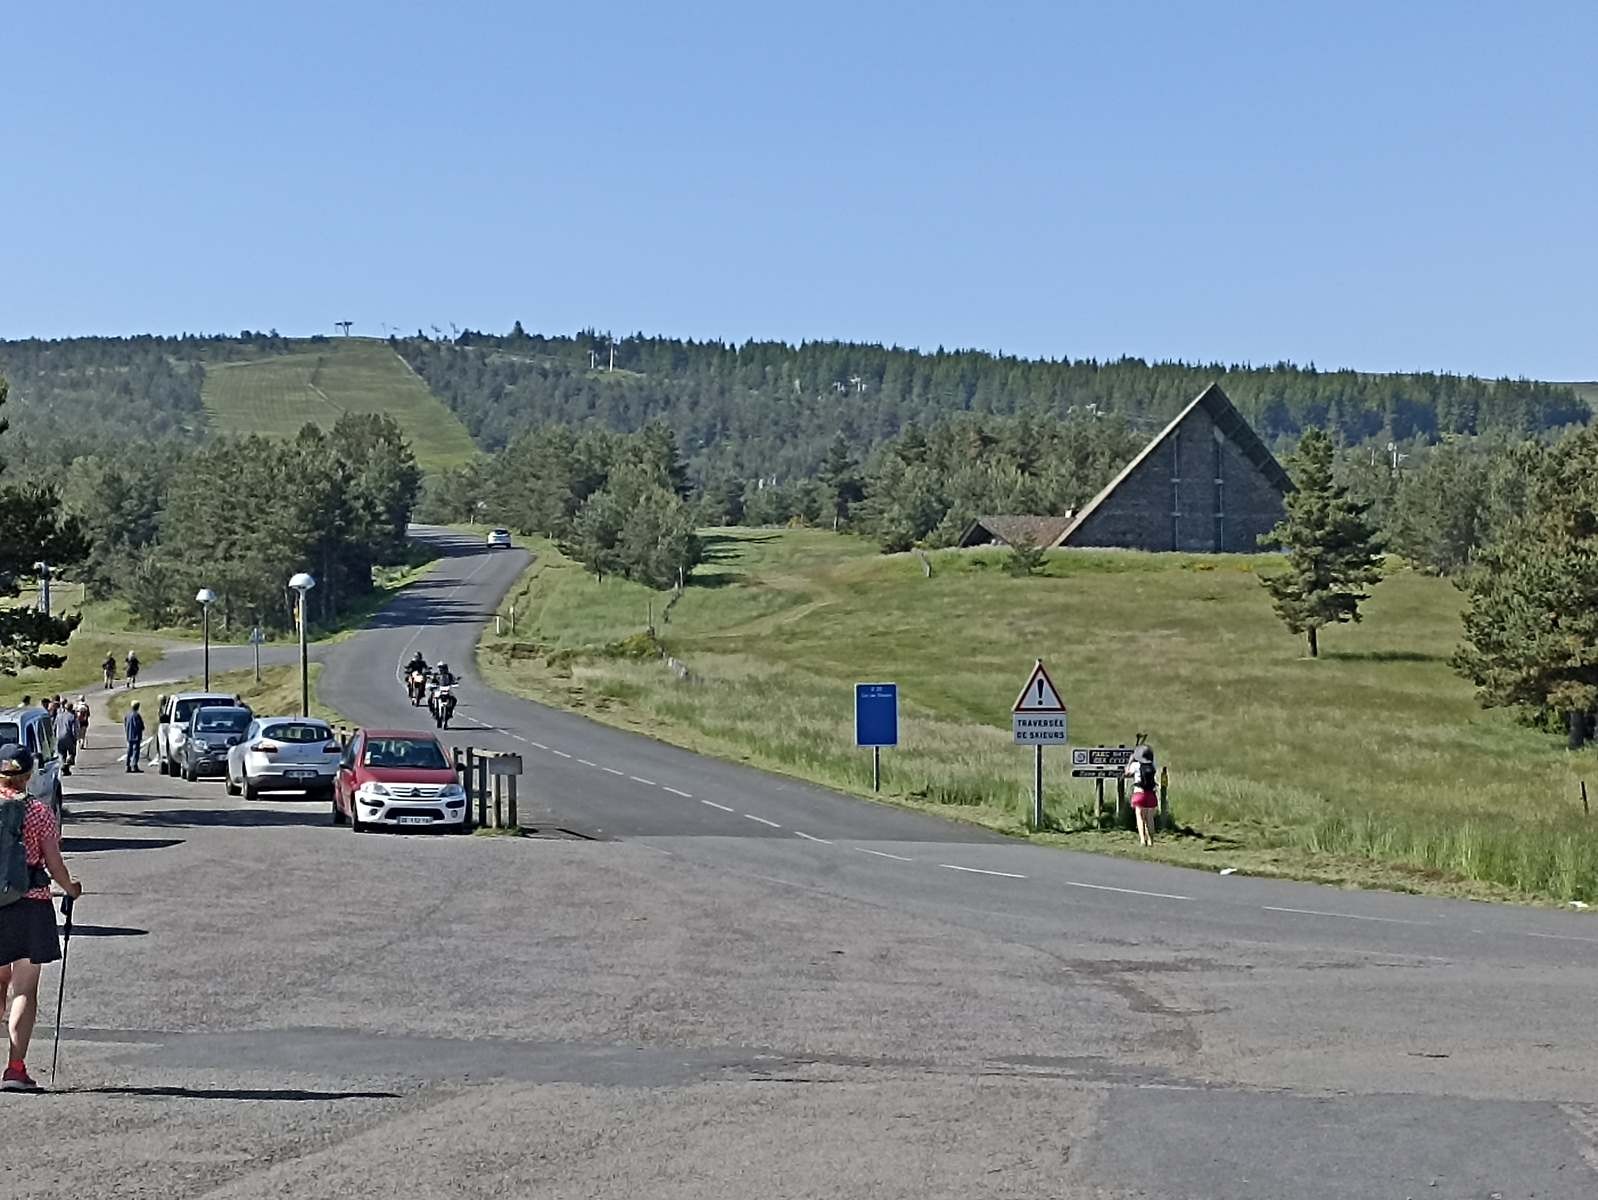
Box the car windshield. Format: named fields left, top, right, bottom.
left=195, top=710, right=250, bottom=734
left=175, top=698, right=230, bottom=723
left=264, top=723, right=332, bottom=744
left=362, top=738, right=449, bottom=770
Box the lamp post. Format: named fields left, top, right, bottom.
left=33, top=562, right=50, bottom=617
left=288, top=573, right=316, bottom=716
left=195, top=588, right=217, bottom=688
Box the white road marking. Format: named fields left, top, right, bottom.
left=509, top=734, right=528, bottom=743
left=551, top=750, right=572, bottom=759
left=630, top=775, right=656, bottom=786
left=662, top=786, right=693, bottom=798
left=1521, top=930, right=1598, bottom=945
left=700, top=799, right=734, bottom=812
left=577, top=759, right=597, bottom=767
left=942, top=864, right=1027, bottom=879
left=744, top=814, right=782, bottom=828
left=856, top=848, right=913, bottom=862
left=1262, top=905, right=1427, bottom=926
left=1063, top=880, right=1192, bottom=901
left=529, top=741, right=548, bottom=750
left=602, top=767, right=625, bottom=776
left=794, top=831, right=831, bottom=844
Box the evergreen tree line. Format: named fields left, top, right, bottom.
left=58, top=413, right=422, bottom=632
left=422, top=423, right=701, bottom=589
left=395, top=327, right=1587, bottom=483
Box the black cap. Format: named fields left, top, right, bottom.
left=0, top=743, right=34, bottom=776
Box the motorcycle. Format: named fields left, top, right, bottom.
left=430, top=684, right=457, bottom=729
left=407, top=669, right=427, bottom=706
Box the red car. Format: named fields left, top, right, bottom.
left=332, top=729, right=468, bottom=831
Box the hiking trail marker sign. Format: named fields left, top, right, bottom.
left=1012, top=659, right=1067, bottom=830
left=854, top=682, right=898, bottom=792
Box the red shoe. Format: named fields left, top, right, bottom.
left=1, top=1065, right=41, bottom=1092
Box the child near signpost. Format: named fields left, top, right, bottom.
left=1126, top=745, right=1159, bottom=846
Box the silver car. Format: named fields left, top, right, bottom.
left=225, top=716, right=340, bottom=800
left=0, top=707, right=64, bottom=819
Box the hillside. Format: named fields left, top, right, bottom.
left=202, top=338, right=478, bottom=470
left=479, top=528, right=1595, bottom=904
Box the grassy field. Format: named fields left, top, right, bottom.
left=478, top=528, right=1598, bottom=904
left=201, top=338, right=479, bottom=471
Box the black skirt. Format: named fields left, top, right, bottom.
left=0, top=898, right=61, bottom=966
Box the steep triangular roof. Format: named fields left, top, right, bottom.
left=1054, top=383, right=1290, bottom=547
left=960, top=514, right=1076, bottom=549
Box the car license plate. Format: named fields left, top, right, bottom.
left=397, top=815, right=431, bottom=825
left=286, top=769, right=317, bottom=780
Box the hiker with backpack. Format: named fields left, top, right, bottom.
left=1125, top=744, right=1160, bottom=847
left=53, top=702, right=78, bottom=775
left=0, top=744, right=82, bottom=1092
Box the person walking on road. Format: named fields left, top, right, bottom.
left=72, top=698, right=90, bottom=751
left=101, top=655, right=116, bottom=691
left=0, top=744, right=83, bottom=1092
left=52, top=704, right=77, bottom=776
left=123, top=652, right=140, bottom=690
left=123, top=702, right=145, bottom=773
left=1125, top=744, right=1159, bottom=847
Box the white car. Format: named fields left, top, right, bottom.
left=486, top=528, right=512, bottom=549
left=226, top=716, right=341, bottom=800
left=0, top=707, right=64, bottom=819
left=155, top=691, right=242, bottom=775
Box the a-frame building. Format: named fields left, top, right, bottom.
left=1056, top=383, right=1291, bottom=553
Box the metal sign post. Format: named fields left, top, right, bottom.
left=854, top=683, right=899, bottom=793
left=1012, top=660, right=1067, bottom=831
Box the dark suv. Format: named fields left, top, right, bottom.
left=178, top=705, right=254, bottom=781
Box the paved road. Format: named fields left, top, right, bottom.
left=11, top=526, right=1598, bottom=1198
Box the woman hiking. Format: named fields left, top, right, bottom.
left=0, top=744, right=82, bottom=1091
left=1125, top=744, right=1160, bottom=847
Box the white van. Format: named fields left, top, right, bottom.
left=154, top=691, right=242, bottom=776
left=0, top=706, right=64, bottom=818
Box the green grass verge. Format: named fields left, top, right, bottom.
left=477, top=527, right=1598, bottom=905
left=201, top=337, right=479, bottom=471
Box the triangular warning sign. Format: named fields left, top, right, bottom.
left=1013, top=660, right=1066, bottom=713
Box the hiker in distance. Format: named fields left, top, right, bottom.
left=1125, top=744, right=1160, bottom=847
left=0, top=744, right=83, bottom=1092
left=123, top=702, right=145, bottom=773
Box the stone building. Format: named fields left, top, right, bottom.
left=1058, top=383, right=1291, bottom=553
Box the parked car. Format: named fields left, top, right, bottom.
left=155, top=691, right=242, bottom=775
left=177, top=705, right=254, bottom=782
left=332, top=729, right=467, bottom=831
left=0, top=706, right=63, bottom=819
left=486, top=527, right=512, bottom=549
left=226, top=716, right=340, bottom=800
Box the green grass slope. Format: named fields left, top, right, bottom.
left=202, top=338, right=478, bottom=471
left=480, top=528, right=1598, bottom=904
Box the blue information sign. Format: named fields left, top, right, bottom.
left=854, top=683, right=899, bottom=748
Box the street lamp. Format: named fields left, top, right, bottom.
left=288, top=572, right=316, bottom=717
left=195, top=588, right=217, bottom=688
left=33, top=562, right=50, bottom=617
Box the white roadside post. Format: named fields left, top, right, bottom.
left=288, top=573, right=316, bottom=716
left=1012, top=659, right=1068, bottom=831
left=195, top=587, right=218, bottom=689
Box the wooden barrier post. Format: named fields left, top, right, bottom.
left=492, top=773, right=505, bottom=829
left=506, top=775, right=519, bottom=828
left=476, top=758, right=489, bottom=827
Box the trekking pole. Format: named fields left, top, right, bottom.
left=50, top=893, right=75, bottom=1086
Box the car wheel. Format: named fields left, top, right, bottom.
left=157, top=756, right=169, bottom=776
left=242, top=775, right=258, bottom=801
left=350, top=801, right=364, bottom=833
left=224, top=768, right=241, bottom=796
left=331, top=791, right=346, bottom=825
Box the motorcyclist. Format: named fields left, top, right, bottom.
left=434, top=662, right=455, bottom=687
left=405, top=651, right=428, bottom=676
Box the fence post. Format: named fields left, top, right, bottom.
left=507, top=774, right=519, bottom=829
left=476, top=758, right=488, bottom=827
left=492, top=773, right=505, bottom=829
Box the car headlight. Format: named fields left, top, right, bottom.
left=357, top=783, right=391, bottom=799
left=439, top=783, right=464, bottom=800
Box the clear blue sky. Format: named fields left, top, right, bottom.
left=5, top=2, right=1593, bottom=379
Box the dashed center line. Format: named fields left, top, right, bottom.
left=1519, top=930, right=1598, bottom=945
left=630, top=775, right=656, bottom=786
left=941, top=864, right=1027, bottom=879
left=856, top=848, right=913, bottom=862
left=701, top=800, right=734, bottom=812
left=1262, top=905, right=1428, bottom=926
left=508, top=734, right=528, bottom=743
left=529, top=741, right=548, bottom=750
left=794, top=831, right=831, bottom=844
left=551, top=750, right=572, bottom=759
left=602, top=767, right=625, bottom=776
left=662, top=786, right=693, bottom=798
left=1063, top=881, right=1191, bottom=901
left=577, top=759, right=597, bottom=767
left=744, top=814, right=782, bottom=828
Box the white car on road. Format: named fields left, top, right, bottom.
left=226, top=716, right=341, bottom=800
left=0, top=706, right=64, bottom=818
left=486, top=527, right=512, bottom=549
left=155, top=691, right=243, bottom=775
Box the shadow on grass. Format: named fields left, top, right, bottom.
left=689, top=570, right=744, bottom=589
left=1323, top=649, right=1446, bottom=664
left=77, top=1085, right=401, bottom=1102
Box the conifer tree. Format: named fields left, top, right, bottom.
left=1259, top=427, right=1384, bottom=657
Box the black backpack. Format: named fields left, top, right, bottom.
left=1, top=796, right=48, bottom=908
left=1137, top=760, right=1157, bottom=792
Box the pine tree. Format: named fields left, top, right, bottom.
left=1453, top=428, right=1598, bottom=747
left=1259, top=427, right=1385, bottom=657
left=816, top=432, right=862, bottom=531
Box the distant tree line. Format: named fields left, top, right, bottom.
left=395, top=327, right=1588, bottom=484
left=59, top=413, right=421, bottom=631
